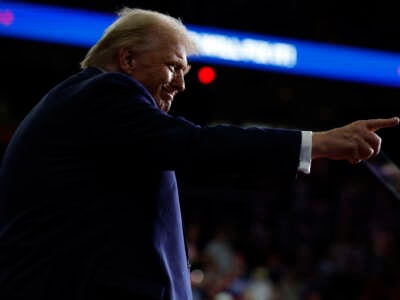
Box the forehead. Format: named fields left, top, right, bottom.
left=147, top=38, right=188, bottom=64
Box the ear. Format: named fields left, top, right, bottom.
left=118, top=47, right=136, bottom=74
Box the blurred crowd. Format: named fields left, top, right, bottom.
left=180, top=159, right=400, bottom=300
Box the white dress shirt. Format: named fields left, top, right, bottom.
left=299, top=131, right=312, bottom=174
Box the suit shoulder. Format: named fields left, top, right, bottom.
left=55, top=68, right=150, bottom=99
left=74, top=69, right=156, bottom=107
left=87, top=71, right=144, bottom=91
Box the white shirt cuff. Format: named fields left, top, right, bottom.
left=298, top=131, right=312, bottom=174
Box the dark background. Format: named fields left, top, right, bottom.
left=2, top=2, right=400, bottom=299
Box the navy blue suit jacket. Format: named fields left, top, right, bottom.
left=0, top=67, right=301, bottom=299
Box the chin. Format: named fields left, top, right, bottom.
left=156, top=99, right=171, bottom=112
left=162, top=105, right=171, bottom=113
left=157, top=102, right=169, bottom=112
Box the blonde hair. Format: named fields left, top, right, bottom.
left=80, top=8, right=199, bottom=69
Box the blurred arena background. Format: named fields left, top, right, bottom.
left=1, top=1, right=400, bottom=299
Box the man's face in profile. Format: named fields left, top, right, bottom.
left=127, top=40, right=190, bottom=112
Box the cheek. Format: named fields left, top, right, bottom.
left=156, top=73, right=173, bottom=93
left=166, top=71, right=174, bottom=82
left=146, top=76, right=164, bottom=93
left=159, top=68, right=174, bottom=83
left=153, top=70, right=171, bottom=86
left=141, top=69, right=172, bottom=98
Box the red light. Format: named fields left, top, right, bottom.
left=197, top=66, right=216, bottom=85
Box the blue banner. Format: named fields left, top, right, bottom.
left=1, top=2, right=400, bottom=87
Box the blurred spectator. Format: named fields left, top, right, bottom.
left=243, top=267, right=275, bottom=300
left=203, top=224, right=236, bottom=276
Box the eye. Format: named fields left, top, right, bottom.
left=166, top=62, right=190, bottom=76
left=167, top=64, right=177, bottom=72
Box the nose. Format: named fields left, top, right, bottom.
left=172, top=70, right=185, bottom=92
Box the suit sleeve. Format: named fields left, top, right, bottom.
left=81, top=74, right=301, bottom=178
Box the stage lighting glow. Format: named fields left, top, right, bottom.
left=1, top=2, right=400, bottom=88
left=189, top=30, right=297, bottom=68
left=0, top=2, right=114, bottom=46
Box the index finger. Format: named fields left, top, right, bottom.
left=366, top=117, right=400, bottom=131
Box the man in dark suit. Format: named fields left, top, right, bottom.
left=0, top=7, right=398, bottom=300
